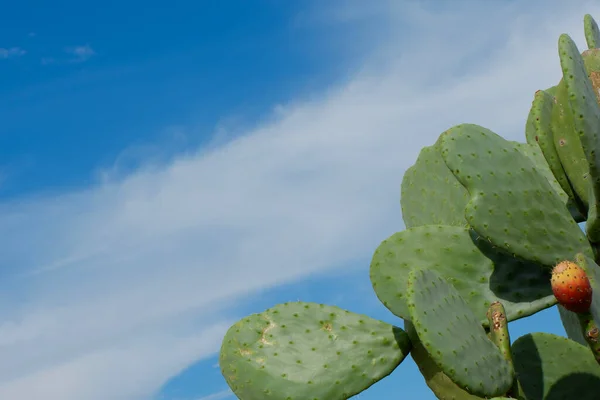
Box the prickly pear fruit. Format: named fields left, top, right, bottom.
left=551, top=261, right=593, bottom=313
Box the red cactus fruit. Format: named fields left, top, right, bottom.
left=551, top=260, right=593, bottom=314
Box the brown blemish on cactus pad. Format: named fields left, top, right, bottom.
left=590, top=71, right=600, bottom=101
left=490, top=308, right=506, bottom=330
left=239, top=348, right=252, bottom=356
left=321, top=322, right=333, bottom=332
left=259, top=316, right=276, bottom=345
left=587, top=327, right=599, bottom=343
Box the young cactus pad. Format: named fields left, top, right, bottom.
left=585, top=14, right=600, bottom=49
left=219, top=302, right=411, bottom=399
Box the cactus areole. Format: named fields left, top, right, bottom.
left=551, top=261, right=593, bottom=313
left=218, top=14, right=600, bottom=400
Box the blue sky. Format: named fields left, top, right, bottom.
left=0, top=1, right=600, bottom=399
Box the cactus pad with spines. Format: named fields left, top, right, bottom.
left=512, top=332, right=600, bottom=399
left=406, top=268, right=514, bottom=398
left=439, top=123, right=592, bottom=266
left=404, top=320, right=485, bottom=400
left=219, top=302, right=412, bottom=399
left=513, top=142, right=572, bottom=206
left=585, top=14, right=600, bottom=49
left=551, top=80, right=590, bottom=210
left=558, top=35, right=600, bottom=243
left=400, top=140, right=469, bottom=228
left=521, top=144, right=586, bottom=222
left=582, top=49, right=600, bottom=241
left=525, top=89, right=580, bottom=207
left=575, top=253, right=600, bottom=331
left=370, top=224, right=556, bottom=325
left=581, top=48, right=600, bottom=95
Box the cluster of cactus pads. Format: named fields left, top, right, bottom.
left=218, top=14, right=600, bottom=399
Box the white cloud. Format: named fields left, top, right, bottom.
left=66, top=44, right=95, bottom=62
left=0, top=47, right=25, bottom=59
left=0, top=322, right=230, bottom=400
left=0, top=1, right=599, bottom=399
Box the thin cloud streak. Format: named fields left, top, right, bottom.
left=66, top=44, right=95, bottom=62
left=195, top=389, right=234, bottom=400
left=0, top=1, right=597, bottom=399
left=0, top=47, right=25, bottom=59
left=42, top=44, right=96, bottom=65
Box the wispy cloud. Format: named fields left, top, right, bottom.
left=65, top=44, right=95, bottom=62
left=0, top=1, right=598, bottom=399
left=196, top=389, right=233, bottom=400
left=0, top=47, right=25, bottom=59
left=41, top=44, right=96, bottom=65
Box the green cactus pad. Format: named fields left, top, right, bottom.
left=509, top=142, right=581, bottom=216
left=404, top=319, right=485, bottom=400
left=583, top=49, right=600, bottom=239
left=219, top=302, right=411, bottom=400
left=552, top=80, right=590, bottom=210
left=370, top=224, right=556, bottom=325
left=513, top=142, right=568, bottom=204
left=512, top=332, right=600, bottom=399
left=558, top=304, right=588, bottom=346
left=585, top=14, right=600, bottom=49
left=559, top=35, right=600, bottom=242
left=401, top=139, right=469, bottom=228
left=588, top=187, right=600, bottom=243
left=439, top=123, right=592, bottom=266
left=582, top=48, right=600, bottom=86
left=545, top=85, right=558, bottom=96
left=525, top=89, right=579, bottom=204
left=513, top=141, right=584, bottom=221
left=407, top=268, right=514, bottom=398
left=575, top=253, right=600, bottom=330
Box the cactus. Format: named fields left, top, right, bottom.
left=218, top=14, right=600, bottom=399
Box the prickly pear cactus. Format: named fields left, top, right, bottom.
left=217, top=13, right=600, bottom=400
left=219, top=302, right=412, bottom=399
